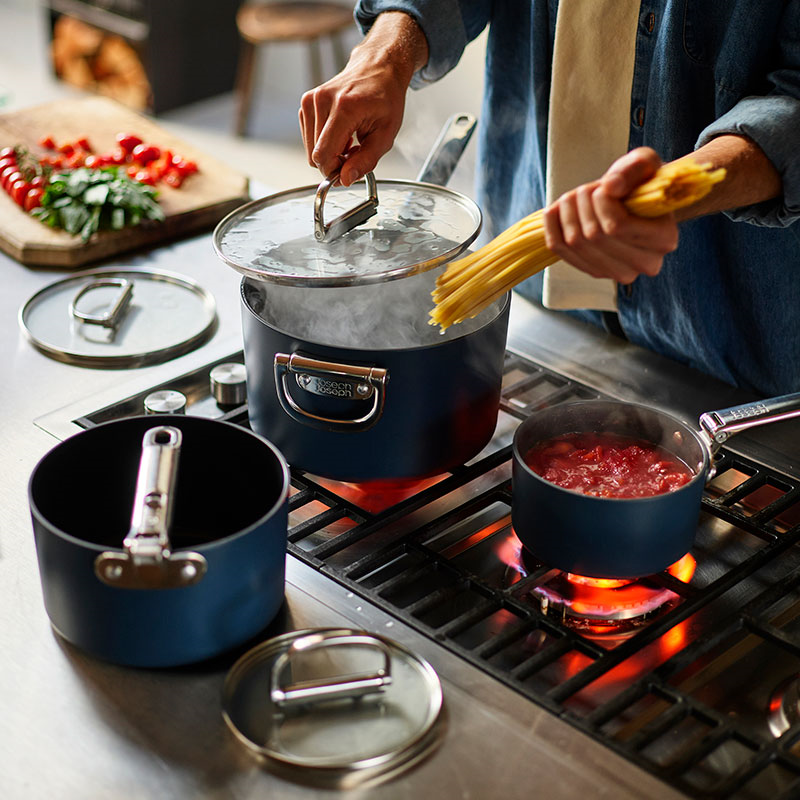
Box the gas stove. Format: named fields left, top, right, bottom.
left=35, top=341, right=800, bottom=799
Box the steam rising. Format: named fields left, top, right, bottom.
left=243, top=271, right=505, bottom=349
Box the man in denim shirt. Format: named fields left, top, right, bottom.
left=299, top=2, right=799, bottom=397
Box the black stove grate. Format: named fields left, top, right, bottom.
left=80, top=350, right=800, bottom=799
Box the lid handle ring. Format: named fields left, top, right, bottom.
left=270, top=631, right=393, bottom=710
left=314, top=168, right=379, bottom=243
left=69, top=278, right=134, bottom=331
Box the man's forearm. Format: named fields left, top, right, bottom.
left=674, top=134, right=782, bottom=221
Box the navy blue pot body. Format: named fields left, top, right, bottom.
left=28, top=415, right=289, bottom=667
left=512, top=400, right=709, bottom=579
left=241, top=277, right=510, bottom=481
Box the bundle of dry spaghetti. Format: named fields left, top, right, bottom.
left=429, top=158, right=726, bottom=330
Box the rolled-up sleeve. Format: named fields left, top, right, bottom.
left=695, top=2, right=800, bottom=228
left=696, top=95, right=800, bottom=227
left=355, top=0, right=490, bottom=87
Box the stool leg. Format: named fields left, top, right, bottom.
left=308, top=37, right=323, bottom=89
left=235, top=39, right=258, bottom=137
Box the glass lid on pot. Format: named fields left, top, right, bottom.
left=222, top=628, right=444, bottom=789
left=212, top=174, right=482, bottom=287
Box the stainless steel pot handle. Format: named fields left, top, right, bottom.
left=699, top=391, right=800, bottom=455
left=94, top=426, right=208, bottom=589
left=274, top=352, right=388, bottom=432
left=69, top=278, right=134, bottom=331
left=314, top=168, right=379, bottom=242
left=270, top=631, right=392, bottom=710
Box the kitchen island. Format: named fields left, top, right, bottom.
left=3, top=220, right=799, bottom=798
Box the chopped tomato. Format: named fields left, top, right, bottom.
left=163, top=170, right=183, bottom=188
left=133, top=170, right=156, bottom=185
left=171, top=156, right=198, bottom=176
left=115, top=133, right=143, bottom=153
left=57, top=142, right=75, bottom=156
left=24, top=187, right=44, bottom=211
left=75, top=137, right=92, bottom=152
left=67, top=152, right=86, bottom=169
left=83, top=154, right=102, bottom=169
left=131, top=143, right=160, bottom=164
left=38, top=135, right=56, bottom=150
left=107, top=147, right=129, bottom=165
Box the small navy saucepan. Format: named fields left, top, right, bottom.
left=28, top=414, right=289, bottom=667
left=512, top=393, right=800, bottom=579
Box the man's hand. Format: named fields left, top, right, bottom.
left=542, top=147, right=680, bottom=283
left=298, top=12, right=429, bottom=186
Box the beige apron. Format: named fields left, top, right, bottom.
left=543, top=0, right=640, bottom=311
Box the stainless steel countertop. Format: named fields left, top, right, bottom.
left=9, top=220, right=797, bottom=799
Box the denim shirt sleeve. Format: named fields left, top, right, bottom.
left=354, top=1, right=491, bottom=87
left=694, top=4, right=800, bottom=228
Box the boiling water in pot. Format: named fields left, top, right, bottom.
left=243, top=272, right=505, bottom=350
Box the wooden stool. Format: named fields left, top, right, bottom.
left=234, top=1, right=354, bottom=136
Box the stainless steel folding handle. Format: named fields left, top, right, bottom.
left=314, top=168, right=378, bottom=242
left=94, top=425, right=207, bottom=589
left=274, top=352, right=388, bottom=432
left=699, top=391, right=800, bottom=454
left=270, top=631, right=393, bottom=710
left=69, top=278, right=134, bottom=330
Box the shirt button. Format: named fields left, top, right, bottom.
left=646, top=12, right=656, bottom=33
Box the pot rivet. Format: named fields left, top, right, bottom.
left=105, top=564, right=123, bottom=581
left=298, top=374, right=312, bottom=388
left=181, top=563, right=197, bottom=580
left=356, top=383, right=370, bottom=397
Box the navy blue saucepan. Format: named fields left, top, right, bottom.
left=512, top=394, right=800, bottom=579
left=28, top=414, right=289, bottom=667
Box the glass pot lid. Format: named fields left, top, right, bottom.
left=212, top=175, right=482, bottom=288
left=222, top=628, right=444, bottom=788
left=19, top=267, right=217, bottom=368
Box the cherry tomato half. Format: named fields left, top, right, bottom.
left=116, top=133, right=143, bottom=153
left=10, top=179, right=31, bottom=205
left=0, top=146, right=16, bottom=160
left=2, top=168, right=22, bottom=192
left=131, top=144, right=160, bottom=165
left=0, top=156, right=16, bottom=173
left=24, top=187, right=44, bottom=211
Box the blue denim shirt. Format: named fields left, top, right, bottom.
left=355, top=0, right=800, bottom=396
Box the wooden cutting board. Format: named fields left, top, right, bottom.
left=0, top=96, right=250, bottom=268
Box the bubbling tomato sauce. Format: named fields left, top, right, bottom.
left=524, top=432, right=694, bottom=498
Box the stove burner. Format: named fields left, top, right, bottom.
left=516, top=543, right=696, bottom=634
left=768, top=674, right=800, bottom=738
left=313, top=474, right=446, bottom=514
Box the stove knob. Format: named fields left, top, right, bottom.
left=210, top=363, right=247, bottom=407
left=144, top=390, right=187, bottom=415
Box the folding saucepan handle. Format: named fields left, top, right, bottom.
left=273, top=352, right=388, bottom=432
left=314, top=168, right=379, bottom=242
left=699, top=391, right=800, bottom=455
left=94, top=425, right=207, bottom=589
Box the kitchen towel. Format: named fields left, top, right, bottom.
left=543, top=0, right=641, bottom=311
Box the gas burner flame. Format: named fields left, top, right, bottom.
left=495, top=530, right=696, bottom=632
left=313, top=474, right=446, bottom=514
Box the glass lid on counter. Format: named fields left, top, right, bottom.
left=222, top=628, right=444, bottom=788
left=19, top=266, right=217, bottom=368
left=212, top=175, right=482, bottom=288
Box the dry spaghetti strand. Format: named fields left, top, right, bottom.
left=430, top=159, right=726, bottom=330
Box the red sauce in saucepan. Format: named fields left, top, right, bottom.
left=523, top=432, right=694, bottom=498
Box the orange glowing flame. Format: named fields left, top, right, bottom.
left=313, top=474, right=446, bottom=514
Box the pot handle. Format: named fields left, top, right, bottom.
left=94, top=426, right=208, bottom=589
left=270, top=631, right=392, bottom=710
left=274, top=352, right=388, bottom=432
left=699, top=391, right=800, bottom=455
left=314, top=169, right=379, bottom=242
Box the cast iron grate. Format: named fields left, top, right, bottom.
left=80, top=351, right=800, bottom=799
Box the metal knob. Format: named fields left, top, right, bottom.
left=210, top=362, right=247, bottom=407
left=144, top=390, right=187, bottom=415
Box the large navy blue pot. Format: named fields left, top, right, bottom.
left=241, top=275, right=510, bottom=482
left=28, top=415, right=289, bottom=667
left=512, top=400, right=709, bottom=579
